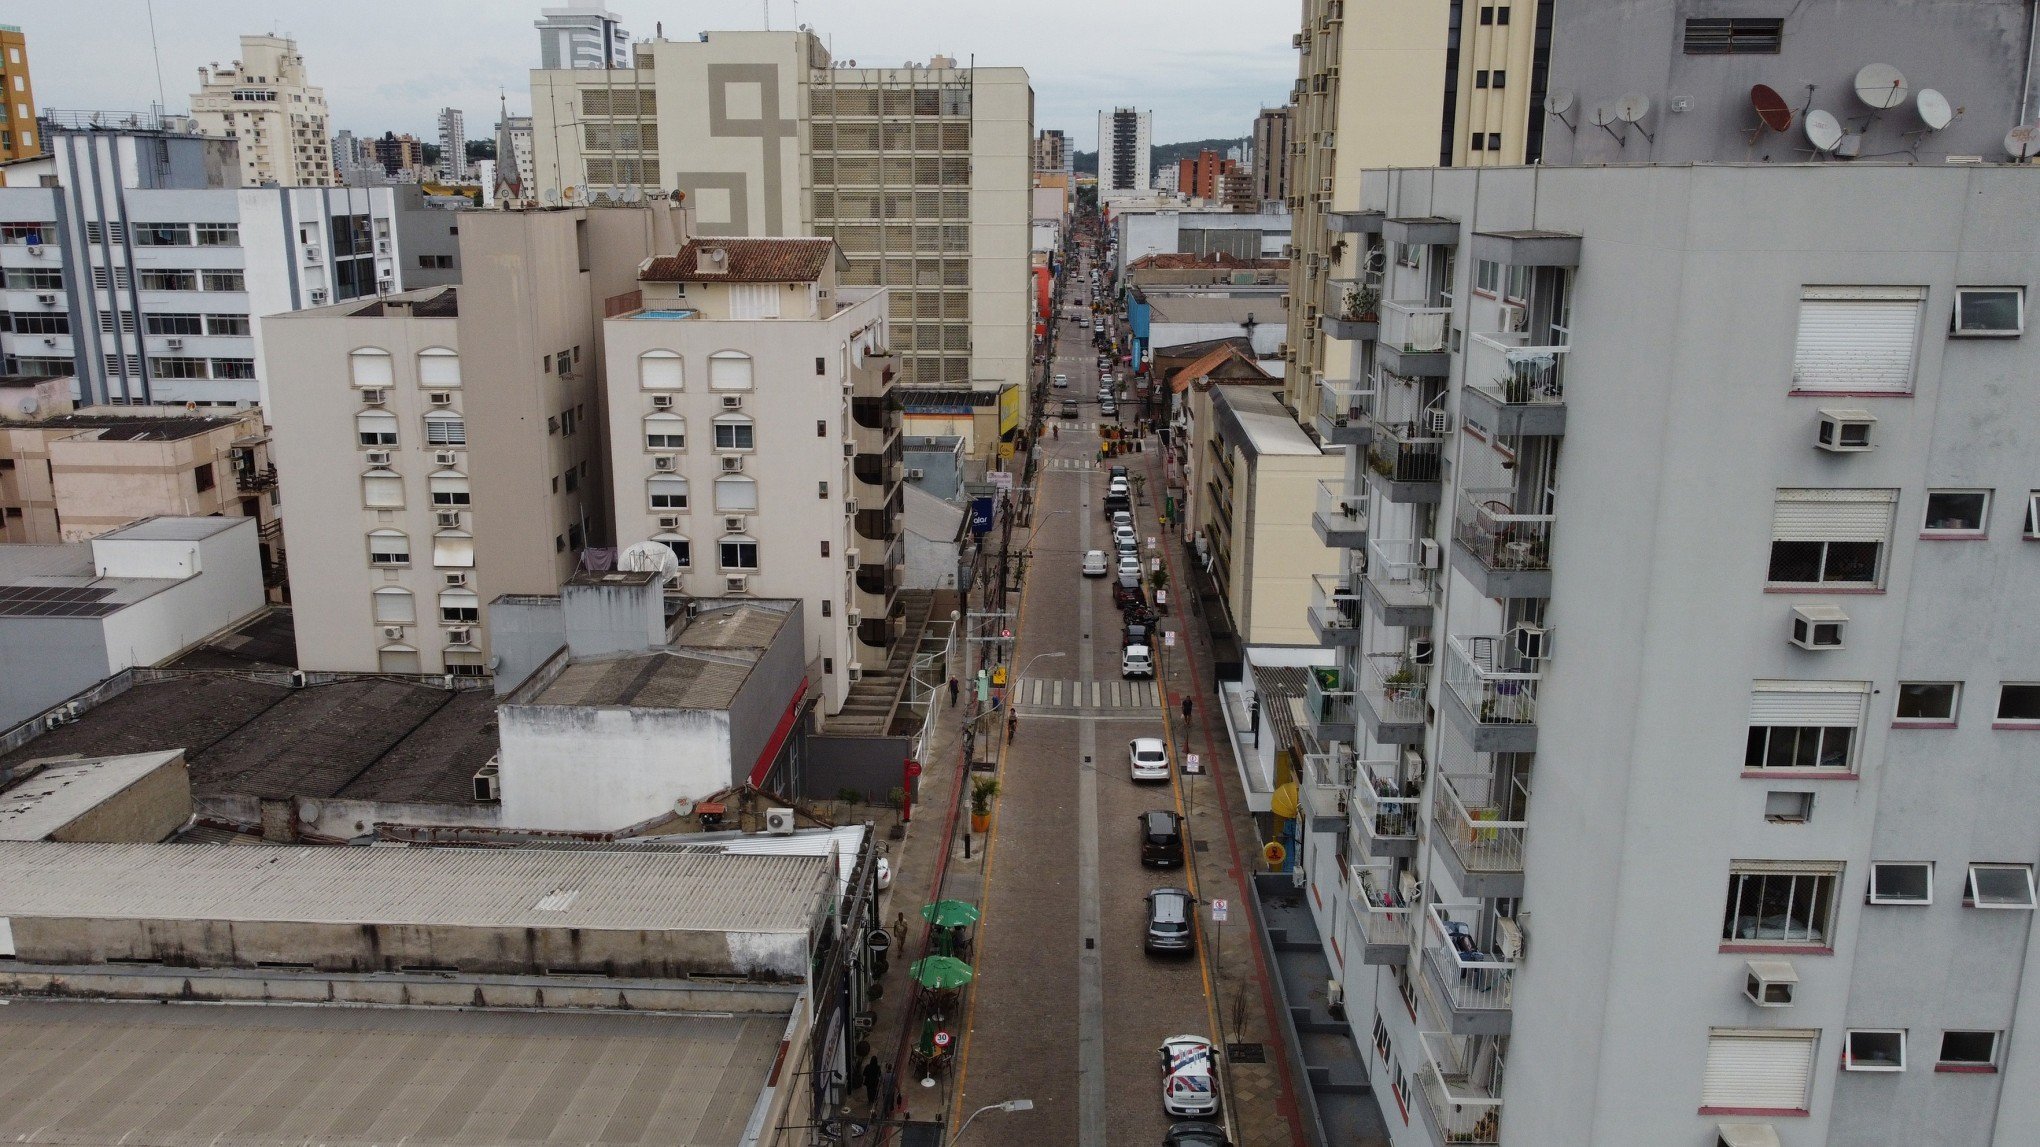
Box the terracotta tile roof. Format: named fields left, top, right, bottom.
left=1167, top=344, right=1272, bottom=392
left=642, top=238, right=839, bottom=283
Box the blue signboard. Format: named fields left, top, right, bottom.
left=969, top=497, right=995, bottom=536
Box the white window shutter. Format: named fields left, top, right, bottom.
left=1749, top=681, right=1869, bottom=726
left=1772, top=489, right=1897, bottom=542
left=1702, top=1031, right=1816, bottom=1110
left=1792, top=288, right=1923, bottom=393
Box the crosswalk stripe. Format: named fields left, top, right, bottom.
left=1053, top=679, right=1063, bottom=706
left=1013, top=676, right=1167, bottom=710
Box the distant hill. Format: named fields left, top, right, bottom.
left=1071, top=137, right=1246, bottom=178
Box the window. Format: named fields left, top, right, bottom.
left=1843, top=1030, right=1906, bottom=1073
left=9, top=311, right=67, bottom=334
left=648, top=475, right=689, bottom=510
left=418, top=347, right=461, bottom=387
left=1683, top=17, right=1785, bottom=54
left=438, top=588, right=480, bottom=623
left=1494, top=6, right=1509, bottom=23
left=1722, top=863, right=1840, bottom=945
left=564, top=468, right=579, bottom=493
left=1937, top=1031, right=1999, bottom=1071
left=417, top=254, right=454, bottom=269
left=356, top=409, right=398, bottom=446
left=362, top=469, right=403, bottom=508
left=2026, top=492, right=2040, bottom=539
left=1487, top=133, right=1502, bottom=151
left=428, top=471, right=470, bottom=506
left=1952, top=287, right=2022, bottom=336
left=1490, top=70, right=1506, bottom=89
left=640, top=349, right=683, bottom=389
left=1479, top=5, right=1494, bottom=23
left=2, top=267, right=63, bottom=289
left=372, top=586, right=414, bottom=624
left=1701, top=1030, right=1816, bottom=1113
left=195, top=223, right=240, bottom=247
left=645, top=413, right=686, bottom=449
left=1768, top=489, right=1895, bottom=587
left=652, top=533, right=691, bottom=568
left=1996, top=684, right=2040, bottom=724
left=211, top=358, right=256, bottom=379
left=206, top=314, right=251, bottom=336
left=1745, top=682, right=1867, bottom=772
left=1474, top=260, right=1500, bottom=295
left=1474, top=70, right=1490, bottom=89
left=713, top=415, right=755, bottom=450
left=424, top=412, right=466, bottom=446
left=367, top=529, right=410, bottom=566
left=1966, top=864, right=2036, bottom=908
left=708, top=350, right=754, bottom=390
left=719, top=536, right=759, bottom=570
left=1869, top=862, right=1933, bottom=905
left=349, top=348, right=394, bottom=387
left=715, top=475, right=758, bottom=511
left=432, top=531, right=476, bottom=568
left=138, top=269, right=197, bottom=292
left=1470, top=133, right=1486, bottom=152
left=150, top=357, right=207, bottom=378
left=132, top=223, right=192, bottom=247
left=1791, top=287, right=1924, bottom=393
left=1894, top=682, right=1959, bottom=724
left=201, top=270, right=245, bottom=292
left=144, top=313, right=200, bottom=336
left=1922, top=490, right=1989, bottom=535
left=1763, top=791, right=1814, bottom=824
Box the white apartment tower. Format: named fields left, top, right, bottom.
left=603, top=237, right=900, bottom=716
left=1095, top=107, right=1151, bottom=199
left=436, top=107, right=465, bottom=181
left=189, top=34, right=334, bottom=187
left=535, top=3, right=630, bottom=70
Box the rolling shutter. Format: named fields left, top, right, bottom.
left=1750, top=681, right=1869, bottom=726
left=1772, top=489, right=1896, bottom=542
left=729, top=283, right=781, bottom=320
left=1792, top=287, right=1923, bottom=393
left=1702, top=1030, right=1816, bottom=1110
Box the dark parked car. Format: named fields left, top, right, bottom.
left=1163, top=1123, right=1231, bottom=1147
left=1140, top=809, right=1184, bottom=866
left=1124, top=618, right=1152, bottom=648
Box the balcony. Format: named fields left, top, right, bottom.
left=1350, top=754, right=1420, bottom=859
left=1377, top=300, right=1452, bottom=377
left=1462, top=332, right=1567, bottom=437
left=1319, top=279, right=1379, bottom=342
left=856, top=563, right=899, bottom=600
left=1325, top=210, right=1385, bottom=235
left=1363, top=418, right=1444, bottom=503
left=1309, top=479, right=1368, bottom=548
left=1361, top=537, right=1435, bottom=627
left=1355, top=650, right=1426, bottom=745
left=1348, top=862, right=1414, bottom=964
left=1415, top=1031, right=1504, bottom=1145
left=1450, top=489, right=1554, bottom=599
left=1442, top=635, right=1541, bottom=753
left=853, top=447, right=900, bottom=490
left=1431, top=773, right=1528, bottom=898
left=234, top=463, right=278, bottom=492
left=1420, top=905, right=1517, bottom=1036
left=1300, top=750, right=1347, bottom=836
left=1303, top=664, right=1357, bottom=746
left=1312, top=375, right=1376, bottom=446
left=850, top=394, right=898, bottom=431
left=1305, top=573, right=1365, bottom=647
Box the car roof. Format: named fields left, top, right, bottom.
left=1131, top=736, right=1164, bottom=751
left=1125, top=643, right=1150, bottom=655
left=1143, top=810, right=1180, bottom=832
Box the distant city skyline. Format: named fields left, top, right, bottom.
left=18, top=0, right=1293, bottom=145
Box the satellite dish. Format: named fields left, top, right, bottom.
left=1614, top=93, right=1652, bottom=123
left=2007, top=123, right=2040, bottom=160
left=1544, top=89, right=1575, bottom=116
left=1751, top=84, right=1793, bottom=133
left=562, top=185, right=580, bottom=203
left=1854, top=63, right=1909, bottom=111
left=542, top=188, right=561, bottom=205
left=1915, top=88, right=1953, bottom=131
left=618, top=540, right=681, bottom=577
left=1835, top=132, right=1863, bottom=158
left=1588, top=104, right=1617, bottom=128
left=621, top=185, right=643, bottom=203
left=1805, top=109, right=1845, bottom=152
left=18, top=398, right=37, bottom=415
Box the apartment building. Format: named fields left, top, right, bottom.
left=1289, top=161, right=2040, bottom=1147
left=263, top=202, right=684, bottom=675
left=189, top=35, right=334, bottom=188
left=1034, top=128, right=1069, bottom=174
left=0, top=120, right=425, bottom=408
left=529, top=30, right=1031, bottom=412
left=372, top=133, right=427, bottom=181
left=435, top=108, right=465, bottom=181
left=1252, top=107, right=1291, bottom=207
left=535, top=3, right=630, bottom=71
left=0, top=25, right=38, bottom=165
left=602, top=237, right=899, bottom=717
left=1096, top=107, right=1152, bottom=199
left=1176, top=150, right=1238, bottom=203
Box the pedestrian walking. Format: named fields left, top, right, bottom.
left=1182, top=696, right=1194, bottom=724
left=948, top=676, right=959, bottom=706
left=880, top=1064, right=897, bottom=1118
left=1006, top=709, right=1018, bottom=743
left=1051, top=423, right=1059, bottom=440
left=861, top=1054, right=881, bottom=1108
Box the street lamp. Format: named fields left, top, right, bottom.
left=951, top=1099, right=1035, bottom=1143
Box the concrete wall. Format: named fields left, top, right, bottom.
left=48, top=754, right=193, bottom=844
left=95, top=521, right=266, bottom=674
left=804, top=733, right=914, bottom=806
left=498, top=697, right=731, bottom=833
left=720, top=603, right=810, bottom=790
left=1240, top=452, right=1342, bottom=648
left=393, top=185, right=463, bottom=288
left=0, top=615, right=109, bottom=731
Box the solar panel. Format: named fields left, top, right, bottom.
left=0, top=584, right=120, bottom=618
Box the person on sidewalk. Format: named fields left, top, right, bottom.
left=861, top=1055, right=882, bottom=1109
left=948, top=676, right=959, bottom=706
left=1006, top=709, right=1018, bottom=743
left=1182, top=696, right=1194, bottom=724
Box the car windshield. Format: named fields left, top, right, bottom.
left=1134, top=747, right=1164, bottom=763
left=1145, top=813, right=1175, bottom=836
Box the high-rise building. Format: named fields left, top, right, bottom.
left=436, top=108, right=466, bottom=181
left=372, top=132, right=427, bottom=180
left=0, top=25, right=40, bottom=164
left=1251, top=106, right=1291, bottom=206
left=535, top=3, right=630, bottom=70
left=531, top=30, right=1033, bottom=413
left=495, top=113, right=536, bottom=198
left=262, top=202, right=685, bottom=676
left=1176, top=149, right=1236, bottom=201
left=1096, top=107, right=1152, bottom=199
left=1034, top=128, right=1068, bottom=174
left=188, top=35, right=334, bottom=187
left=601, top=237, right=901, bottom=715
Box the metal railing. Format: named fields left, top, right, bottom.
left=1380, top=299, right=1450, bottom=353
left=1433, top=773, right=1528, bottom=876
left=1308, top=572, right=1364, bottom=637
left=1304, top=665, right=1357, bottom=736
left=1359, top=650, right=1427, bottom=727
left=1314, top=478, right=1367, bottom=530
left=1365, top=418, right=1445, bottom=483
left=1418, top=1031, right=1504, bottom=1145
left=1322, top=277, right=1378, bottom=323
left=1445, top=635, right=1542, bottom=726
left=1452, top=489, right=1554, bottom=572
left=1365, top=537, right=1435, bottom=607
left=1466, top=331, right=1567, bottom=406
left=1351, top=755, right=1421, bottom=844
left=1349, top=862, right=1415, bottom=948
left=1423, top=904, right=1518, bottom=1016
left=1315, top=375, right=1376, bottom=430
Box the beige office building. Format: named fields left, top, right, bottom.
left=602, top=237, right=900, bottom=716
left=263, top=203, right=684, bottom=674
left=189, top=35, right=334, bottom=188
left=529, top=30, right=1032, bottom=407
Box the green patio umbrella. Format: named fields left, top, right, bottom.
left=909, top=955, right=975, bottom=991
left=920, top=900, right=981, bottom=928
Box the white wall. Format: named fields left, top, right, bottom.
left=498, top=703, right=733, bottom=832
left=95, top=520, right=265, bottom=674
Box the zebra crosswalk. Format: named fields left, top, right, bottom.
left=1012, top=676, right=1163, bottom=711
left=1046, top=456, right=1100, bottom=471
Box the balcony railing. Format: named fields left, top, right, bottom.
left=1466, top=332, right=1566, bottom=407
left=1352, top=754, right=1421, bottom=847
left=1301, top=749, right=1347, bottom=829
left=234, top=463, right=278, bottom=492
left=1359, top=650, right=1426, bottom=727
left=1311, top=478, right=1367, bottom=547
left=1380, top=300, right=1450, bottom=354
left=1433, top=773, right=1528, bottom=879
left=1304, top=664, right=1357, bottom=742
left=850, top=394, right=899, bottom=431
left=1444, top=635, right=1542, bottom=728
left=1365, top=537, right=1435, bottom=619
left=1314, top=376, right=1376, bottom=443
left=1423, top=904, right=1518, bottom=1017
left=1307, top=572, right=1364, bottom=639
left=1349, top=861, right=1415, bottom=951
left=1452, top=489, right=1553, bottom=573
left=1365, top=418, right=1445, bottom=486
left=1418, top=1031, right=1504, bottom=1146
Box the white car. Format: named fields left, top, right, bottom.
left=1113, top=524, right=1138, bottom=551
left=1111, top=511, right=1134, bottom=531
left=1101, top=372, right=1115, bottom=385
left=1159, top=1035, right=1220, bottom=1118
left=1053, top=373, right=1070, bottom=388
left=1122, top=643, right=1154, bottom=679
left=1082, top=549, right=1109, bottom=577
left=1129, top=737, right=1169, bottom=780
left=1117, top=555, right=1144, bottom=580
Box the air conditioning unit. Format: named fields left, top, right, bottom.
left=164, top=337, right=184, bottom=350
left=302, top=245, right=321, bottom=262
left=842, top=441, right=856, bottom=457
left=764, top=807, right=797, bottom=834
left=433, top=451, right=459, bottom=466
left=36, top=293, right=55, bottom=306
left=653, top=516, right=679, bottom=531
left=1408, top=637, right=1434, bottom=665
left=376, top=239, right=391, bottom=254
left=309, top=287, right=327, bottom=304
left=436, top=511, right=461, bottom=528
left=365, top=450, right=392, bottom=465
left=472, top=763, right=501, bottom=802
left=845, top=500, right=857, bottom=516
left=1789, top=604, right=1848, bottom=650
left=724, top=516, right=746, bottom=532
left=1512, top=623, right=1550, bottom=661
left=446, top=626, right=473, bottom=645
left=443, top=572, right=468, bottom=586
left=721, top=394, right=744, bottom=410
left=652, top=393, right=675, bottom=409
left=1418, top=538, right=1443, bottom=569
left=1499, top=304, right=1527, bottom=332
left=1325, top=979, right=1345, bottom=1018
left=1400, top=747, right=1425, bottom=774
left=1320, top=176, right=1335, bottom=193
left=26, top=244, right=43, bottom=257
left=1815, top=408, right=1875, bottom=453
left=428, top=391, right=453, bottom=406
left=1743, top=959, right=1797, bottom=1008
left=721, top=455, right=744, bottom=472
left=361, top=388, right=387, bottom=405
left=382, top=625, right=405, bottom=639
left=1425, top=409, right=1454, bottom=436
left=377, top=276, right=394, bottom=292
left=725, top=574, right=749, bottom=593
left=653, top=455, right=677, bottom=471
left=907, top=467, right=926, bottom=480
left=846, top=663, right=864, bottom=682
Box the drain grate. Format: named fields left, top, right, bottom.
left=1226, top=1043, right=1266, bottom=1063
left=1193, top=841, right=1211, bottom=853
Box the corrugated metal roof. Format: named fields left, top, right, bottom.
left=532, top=650, right=755, bottom=709
left=0, top=841, right=828, bottom=933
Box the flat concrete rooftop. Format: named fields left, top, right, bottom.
left=529, top=603, right=792, bottom=711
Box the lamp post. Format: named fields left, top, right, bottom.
left=951, top=1099, right=1034, bottom=1144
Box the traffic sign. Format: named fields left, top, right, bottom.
left=1210, top=899, right=1229, bottom=923
left=1185, top=753, right=1201, bottom=774
left=933, top=1030, right=953, bottom=1048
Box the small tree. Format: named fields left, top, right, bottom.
left=969, top=777, right=1001, bottom=816
left=1149, top=567, right=1169, bottom=592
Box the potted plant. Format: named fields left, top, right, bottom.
left=888, top=786, right=908, bottom=840
left=1350, top=284, right=1380, bottom=323
left=1148, top=567, right=1169, bottom=593
left=969, top=777, right=1000, bottom=833
left=1382, top=657, right=1418, bottom=702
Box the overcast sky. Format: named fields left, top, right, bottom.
left=18, top=0, right=1295, bottom=146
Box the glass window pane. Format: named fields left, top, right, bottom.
left=1998, top=685, right=2040, bottom=721
left=1924, top=492, right=1988, bottom=531
left=1822, top=542, right=1881, bottom=583
left=1896, top=683, right=1957, bottom=721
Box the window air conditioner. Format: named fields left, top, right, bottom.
left=1512, top=623, right=1550, bottom=661
left=658, top=515, right=681, bottom=529
left=303, top=245, right=321, bottom=262
left=652, top=393, right=675, bottom=409
left=429, top=451, right=455, bottom=467
left=1789, top=604, right=1848, bottom=650
left=436, top=511, right=461, bottom=528
left=1418, top=538, right=1443, bottom=569
left=36, top=293, right=55, bottom=306
left=1499, top=304, right=1527, bottom=332
left=309, top=287, right=327, bottom=303
left=721, top=455, right=744, bottom=472
left=724, top=516, right=746, bottom=532
left=365, top=450, right=392, bottom=465
left=165, top=338, right=184, bottom=349
left=843, top=441, right=856, bottom=457
left=428, top=391, right=453, bottom=406
left=845, top=500, right=857, bottom=516
left=1743, top=960, right=1797, bottom=1008
left=653, top=455, right=677, bottom=471
left=382, top=626, right=405, bottom=639
left=361, top=388, right=387, bottom=405
left=907, top=468, right=926, bottom=480
left=446, top=626, right=473, bottom=645
left=1815, top=408, right=1875, bottom=453
left=472, top=765, right=500, bottom=802
left=725, top=574, right=749, bottom=593
left=846, top=663, right=864, bottom=682
left=444, top=572, right=468, bottom=586
left=721, top=394, right=744, bottom=409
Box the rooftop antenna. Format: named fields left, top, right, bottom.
left=1543, top=89, right=1577, bottom=132
left=1615, top=93, right=1655, bottom=143
left=1745, top=83, right=1794, bottom=145
left=145, top=0, right=167, bottom=111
